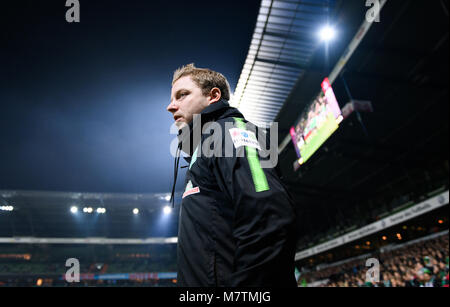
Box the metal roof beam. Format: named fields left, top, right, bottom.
left=249, top=58, right=305, bottom=72
left=245, top=77, right=297, bottom=89
left=236, top=89, right=287, bottom=100
left=256, top=57, right=309, bottom=70
left=249, top=66, right=302, bottom=79
left=242, top=71, right=299, bottom=84
left=240, top=100, right=285, bottom=109
left=264, top=0, right=331, bottom=9
left=236, top=85, right=289, bottom=96
left=241, top=110, right=280, bottom=119
left=258, top=37, right=315, bottom=50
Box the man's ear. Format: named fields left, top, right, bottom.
left=208, top=88, right=222, bottom=105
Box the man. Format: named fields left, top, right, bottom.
left=167, top=64, right=297, bottom=287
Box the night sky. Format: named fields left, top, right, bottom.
left=0, top=0, right=261, bottom=194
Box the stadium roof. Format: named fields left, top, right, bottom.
left=230, top=0, right=337, bottom=126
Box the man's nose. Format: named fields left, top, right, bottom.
left=167, top=101, right=178, bottom=113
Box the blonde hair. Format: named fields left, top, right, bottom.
left=172, top=63, right=231, bottom=101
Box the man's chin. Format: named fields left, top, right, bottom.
left=175, top=121, right=188, bottom=129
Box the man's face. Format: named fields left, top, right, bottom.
left=167, top=76, right=210, bottom=129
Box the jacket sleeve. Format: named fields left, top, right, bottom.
left=211, top=120, right=297, bottom=287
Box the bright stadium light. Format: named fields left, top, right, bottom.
left=0, top=206, right=14, bottom=212
left=83, top=207, right=93, bottom=214
left=70, top=206, right=78, bottom=214
left=165, top=195, right=171, bottom=202
left=96, top=208, right=106, bottom=214
left=319, top=25, right=336, bottom=42
left=163, top=206, right=172, bottom=215
left=133, top=208, right=139, bottom=215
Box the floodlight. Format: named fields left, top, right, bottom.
left=319, top=25, right=336, bottom=42
left=163, top=206, right=172, bottom=215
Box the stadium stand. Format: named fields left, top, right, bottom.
left=299, top=232, right=449, bottom=287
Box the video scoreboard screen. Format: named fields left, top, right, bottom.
left=291, top=78, right=343, bottom=167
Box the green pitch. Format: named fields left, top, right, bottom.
left=299, top=112, right=339, bottom=164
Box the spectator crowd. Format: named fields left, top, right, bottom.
left=301, top=234, right=449, bottom=287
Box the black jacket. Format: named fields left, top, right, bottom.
left=174, top=99, right=297, bottom=287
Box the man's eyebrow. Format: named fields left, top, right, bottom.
left=170, top=88, right=190, bottom=102
left=175, top=89, right=189, bottom=96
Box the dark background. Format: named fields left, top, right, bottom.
left=1, top=0, right=261, bottom=194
